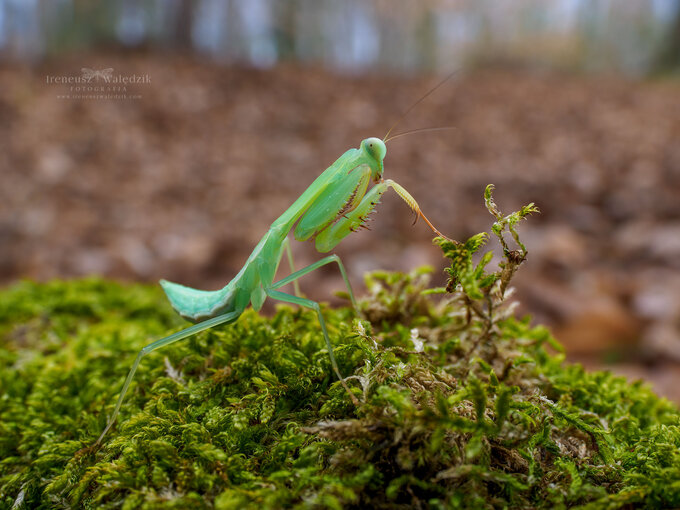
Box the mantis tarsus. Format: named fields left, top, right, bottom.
left=97, top=127, right=453, bottom=445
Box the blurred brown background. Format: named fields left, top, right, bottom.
left=1, top=1, right=680, bottom=400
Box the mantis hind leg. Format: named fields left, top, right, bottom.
left=96, top=310, right=241, bottom=444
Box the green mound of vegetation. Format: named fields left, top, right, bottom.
left=1, top=187, right=679, bottom=509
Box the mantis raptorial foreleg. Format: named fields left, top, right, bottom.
left=96, top=310, right=242, bottom=444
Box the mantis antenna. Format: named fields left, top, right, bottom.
left=382, top=69, right=460, bottom=142
left=379, top=71, right=460, bottom=241
left=384, top=126, right=457, bottom=144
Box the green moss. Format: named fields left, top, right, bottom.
left=1, top=189, right=679, bottom=509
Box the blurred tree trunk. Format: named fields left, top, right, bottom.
left=655, top=7, right=680, bottom=72
left=174, top=0, right=195, bottom=49
left=275, top=0, right=298, bottom=60
left=68, top=0, right=117, bottom=48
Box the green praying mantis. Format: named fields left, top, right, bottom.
left=97, top=97, right=454, bottom=445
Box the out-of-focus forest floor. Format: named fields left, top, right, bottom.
left=2, top=51, right=679, bottom=400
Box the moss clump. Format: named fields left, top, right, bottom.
left=1, top=188, right=679, bottom=509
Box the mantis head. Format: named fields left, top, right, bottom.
left=361, top=137, right=386, bottom=182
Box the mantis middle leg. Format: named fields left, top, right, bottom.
left=265, top=254, right=360, bottom=404
left=96, top=309, right=241, bottom=444
left=272, top=254, right=358, bottom=311
left=282, top=237, right=302, bottom=297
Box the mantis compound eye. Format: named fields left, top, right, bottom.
left=363, top=137, right=386, bottom=162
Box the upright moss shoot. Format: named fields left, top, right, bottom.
left=1, top=186, right=679, bottom=509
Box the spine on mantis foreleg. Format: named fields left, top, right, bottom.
left=314, top=180, right=391, bottom=252
left=314, top=178, right=445, bottom=252
left=294, top=165, right=370, bottom=242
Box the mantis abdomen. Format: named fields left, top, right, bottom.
left=159, top=279, right=238, bottom=323
left=160, top=228, right=286, bottom=322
